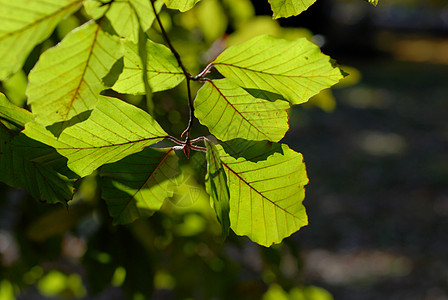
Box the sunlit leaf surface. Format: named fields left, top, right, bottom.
left=213, top=35, right=344, bottom=105
left=268, top=0, right=316, bottom=19
left=218, top=140, right=308, bottom=246
left=165, top=0, right=201, bottom=12
left=112, top=39, right=184, bottom=95
left=101, top=148, right=179, bottom=224
left=205, top=139, right=230, bottom=238
left=195, top=79, right=290, bottom=142
left=365, top=0, right=378, bottom=6
left=84, top=0, right=163, bottom=43
left=0, top=0, right=82, bottom=80
left=27, top=21, right=122, bottom=133
left=23, top=96, right=167, bottom=177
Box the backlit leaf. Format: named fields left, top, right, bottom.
left=165, top=0, right=201, bottom=12
left=0, top=95, right=74, bottom=204
left=194, top=79, right=290, bottom=142
left=205, top=139, right=230, bottom=238
left=22, top=96, right=167, bottom=177
left=365, top=0, right=378, bottom=6
left=213, top=35, right=344, bottom=105
left=84, top=0, right=164, bottom=43
left=27, top=21, right=122, bottom=133
left=101, top=148, right=179, bottom=224
left=218, top=140, right=308, bottom=246
left=268, top=0, right=316, bottom=19
left=0, top=0, right=82, bottom=80
left=112, top=39, right=184, bottom=95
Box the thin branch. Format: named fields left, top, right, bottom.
left=190, top=144, right=207, bottom=152
left=149, top=0, right=190, bottom=79
left=166, top=135, right=186, bottom=145
left=181, top=76, right=194, bottom=140
left=149, top=0, right=195, bottom=144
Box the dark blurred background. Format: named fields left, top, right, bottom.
left=261, top=0, right=448, bottom=299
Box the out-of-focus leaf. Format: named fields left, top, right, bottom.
left=165, top=0, right=201, bottom=12
left=197, top=0, right=227, bottom=43
left=194, top=79, right=290, bottom=142
left=27, top=21, right=122, bottom=135
left=213, top=35, right=344, bottom=105
left=100, top=148, right=180, bottom=224
left=112, top=39, right=184, bottom=95
left=205, top=139, right=230, bottom=238
left=0, top=0, right=82, bottom=80
left=83, top=0, right=164, bottom=43
left=218, top=140, right=308, bottom=246
left=2, top=70, right=27, bottom=107
left=306, top=89, right=336, bottom=112
left=22, top=96, right=167, bottom=177
left=268, top=0, right=316, bottom=19
left=226, top=16, right=312, bottom=47
left=222, top=0, right=255, bottom=29
left=365, top=0, right=378, bottom=6
left=27, top=205, right=90, bottom=241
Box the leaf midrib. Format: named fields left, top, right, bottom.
left=117, top=148, right=174, bottom=219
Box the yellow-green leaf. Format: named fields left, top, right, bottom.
left=268, top=0, right=316, bottom=19
left=365, top=0, right=378, bottom=6
left=23, top=96, right=167, bottom=177
left=84, top=0, right=163, bottom=43
left=112, top=39, right=184, bottom=95
left=26, top=21, right=122, bottom=134
left=165, top=0, right=201, bottom=12
left=205, top=139, right=230, bottom=238
left=218, top=140, right=308, bottom=246
left=194, top=79, right=290, bottom=142
left=101, top=148, right=179, bottom=224
left=213, top=35, right=344, bottom=105
left=0, top=0, right=82, bottom=80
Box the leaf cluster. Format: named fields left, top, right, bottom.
left=0, top=0, right=376, bottom=247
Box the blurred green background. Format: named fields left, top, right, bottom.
left=1, top=0, right=447, bottom=299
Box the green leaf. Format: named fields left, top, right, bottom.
left=83, top=0, right=164, bottom=43
left=0, top=93, right=34, bottom=129
left=0, top=123, right=74, bottom=205
left=213, top=35, right=344, bottom=105
left=112, top=39, right=185, bottom=95
left=217, top=140, right=308, bottom=246
left=26, top=21, right=122, bottom=134
left=2, top=70, right=28, bottom=107
left=165, top=0, right=201, bottom=12
left=22, top=96, right=167, bottom=177
left=0, top=0, right=82, bottom=80
left=268, top=0, right=316, bottom=19
left=100, top=148, right=179, bottom=224
left=194, top=79, right=290, bottom=142
left=365, top=0, right=378, bottom=6
left=205, top=139, right=230, bottom=238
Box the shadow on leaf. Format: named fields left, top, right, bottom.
left=46, top=110, right=93, bottom=138
left=220, top=138, right=284, bottom=162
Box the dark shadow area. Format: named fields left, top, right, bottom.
left=46, top=110, right=93, bottom=138
left=244, top=88, right=286, bottom=102
left=220, top=139, right=284, bottom=162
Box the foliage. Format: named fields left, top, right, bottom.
left=0, top=0, right=377, bottom=298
